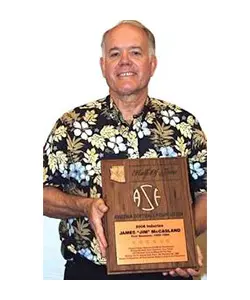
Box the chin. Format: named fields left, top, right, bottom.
left=117, top=85, right=137, bottom=95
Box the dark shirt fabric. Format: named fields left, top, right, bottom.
left=43, top=95, right=207, bottom=276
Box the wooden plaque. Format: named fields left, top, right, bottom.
left=101, top=157, right=198, bottom=274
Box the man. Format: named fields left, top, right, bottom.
left=43, top=20, right=207, bottom=280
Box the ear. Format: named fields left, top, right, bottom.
left=150, top=55, right=157, bottom=77
left=100, top=57, right=106, bottom=78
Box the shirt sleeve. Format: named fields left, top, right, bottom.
left=43, top=117, right=70, bottom=192
left=188, top=117, right=207, bottom=197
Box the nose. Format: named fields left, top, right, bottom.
left=119, top=50, right=131, bottom=66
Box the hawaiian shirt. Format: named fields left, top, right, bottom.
left=43, top=95, right=207, bottom=265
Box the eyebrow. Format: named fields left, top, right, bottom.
left=108, top=46, right=143, bottom=53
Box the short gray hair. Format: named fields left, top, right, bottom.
left=101, top=20, right=156, bottom=55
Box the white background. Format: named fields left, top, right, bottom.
left=1, top=0, right=250, bottom=297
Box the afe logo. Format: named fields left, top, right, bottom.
left=133, top=185, right=161, bottom=211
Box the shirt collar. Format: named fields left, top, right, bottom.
left=106, top=95, right=151, bottom=124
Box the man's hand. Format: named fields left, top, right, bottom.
left=85, top=198, right=108, bottom=257
left=162, top=244, right=203, bottom=278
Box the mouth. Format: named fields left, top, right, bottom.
left=117, top=72, right=136, bottom=78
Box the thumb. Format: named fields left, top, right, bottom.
left=97, top=200, right=108, bottom=213
left=196, top=244, right=203, bottom=267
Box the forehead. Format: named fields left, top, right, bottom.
left=104, top=24, right=148, bottom=50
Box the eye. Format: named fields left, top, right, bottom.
left=131, top=50, right=142, bottom=56
left=110, top=52, right=119, bottom=58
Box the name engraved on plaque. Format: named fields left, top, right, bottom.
left=115, top=219, right=188, bottom=265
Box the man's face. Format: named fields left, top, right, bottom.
left=100, top=24, right=157, bottom=97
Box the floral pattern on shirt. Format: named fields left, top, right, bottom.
left=43, top=95, right=207, bottom=265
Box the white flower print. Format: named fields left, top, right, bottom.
left=133, top=121, right=150, bottom=139
left=161, top=109, right=180, bottom=127
left=107, top=135, right=127, bottom=154
left=73, top=121, right=92, bottom=140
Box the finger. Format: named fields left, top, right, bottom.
left=95, top=220, right=108, bottom=248
left=186, top=268, right=200, bottom=277
left=98, top=203, right=108, bottom=214
left=174, top=268, right=190, bottom=278
left=94, top=223, right=107, bottom=257
left=162, top=272, right=168, bottom=276
left=196, top=245, right=203, bottom=267
left=169, top=270, right=178, bottom=277
left=96, top=200, right=108, bottom=214
left=97, top=238, right=107, bottom=257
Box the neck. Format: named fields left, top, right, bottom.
left=110, top=90, right=148, bottom=123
